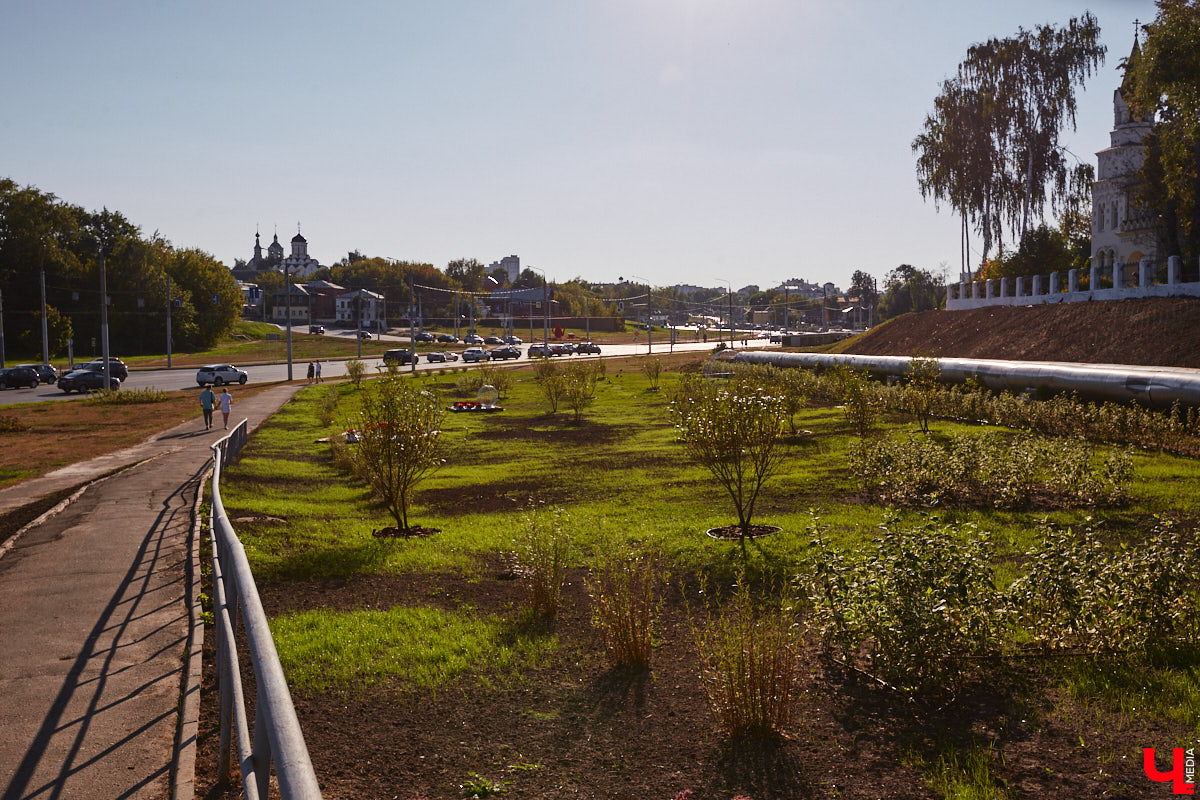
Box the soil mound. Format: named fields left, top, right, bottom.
left=840, top=297, right=1200, bottom=368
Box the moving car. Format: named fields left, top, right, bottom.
left=462, top=347, right=490, bottom=362
left=309, top=325, right=325, bottom=334
left=414, top=332, right=435, bottom=343
left=503, top=335, right=523, bottom=345
left=489, top=345, right=521, bottom=360
left=83, top=357, right=129, bottom=381
left=196, top=364, right=249, bottom=386
left=527, top=343, right=553, bottom=358
left=483, top=336, right=503, bottom=345
left=16, top=363, right=58, bottom=383
left=575, top=341, right=602, bottom=354
left=382, top=349, right=418, bottom=365
left=0, top=366, right=41, bottom=390
left=436, top=333, right=460, bottom=343
left=59, top=369, right=121, bottom=393
left=357, top=331, right=373, bottom=339
left=463, top=334, right=484, bottom=345
left=425, top=351, right=460, bottom=363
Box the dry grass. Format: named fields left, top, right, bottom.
left=0, top=383, right=277, bottom=490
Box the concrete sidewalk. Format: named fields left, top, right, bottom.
left=0, top=383, right=301, bottom=800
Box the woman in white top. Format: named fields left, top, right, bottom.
left=219, top=388, right=233, bottom=430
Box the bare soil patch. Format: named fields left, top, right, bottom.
left=195, top=558, right=1186, bottom=799
left=840, top=297, right=1200, bottom=368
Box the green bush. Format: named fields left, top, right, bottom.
left=852, top=431, right=1132, bottom=510
left=807, top=513, right=999, bottom=695
left=81, top=386, right=167, bottom=405
left=345, top=359, right=366, bottom=386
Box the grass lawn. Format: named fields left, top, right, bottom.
left=198, top=361, right=1200, bottom=799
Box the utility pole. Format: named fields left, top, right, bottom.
left=409, top=278, right=416, bottom=374
left=285, top=261, right=294, bottom=381
left=0, top=288, right=5, bottom=367
left=165, top=276, right=173, bottom=368
left=100, top=246, right=111, bottom=385
left=39, top=247, right=49, bottom=365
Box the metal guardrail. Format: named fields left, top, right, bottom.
left=209, top=419, right=322, bottom=799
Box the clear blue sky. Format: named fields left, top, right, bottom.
left=0, top=0, right=1154, bottom=289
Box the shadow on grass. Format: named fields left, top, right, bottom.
left=265, top=540, right=399, bottom=581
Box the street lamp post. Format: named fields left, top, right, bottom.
left=631, top=274, right=651, bottom=354
left=528, top=266, right=549, bottom=345
left=285, top=261, right=294, bottom=381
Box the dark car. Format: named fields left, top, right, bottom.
left=59, top=369, right=121, bottom=393
left=0, top=366, right=41, bottom=390
left=575, top=341, right=601, bottom=354
left=382, top=349, right=418, bottom=365
left=489, top=345, right=521, bottom=360
left=83, top=357, right=129, bottom=381
left=15, top=363, right=58, bottom=383
left=548, top=343, right=572, bottom=356
left=357, top=330, right=373, bottom=340
left=308, top=324, right=325, bottom=334
left=436, top=333, right=460, bottom=343
left=483, top=336, right=503, bottom=345
left=414, top=332, right=435, bottom=343
left=503, top=335, right=523, bottom=345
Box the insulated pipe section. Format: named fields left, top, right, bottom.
left=731, top=351, right=1200, bottom=408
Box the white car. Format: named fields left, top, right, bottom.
left=461, top=347, right=491, bottom=363
left=196, top=364, right=248, bottom=386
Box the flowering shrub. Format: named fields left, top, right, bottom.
left=670, top=375, right=787, bottom=539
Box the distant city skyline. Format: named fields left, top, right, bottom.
left=1, top=0, right=1156, bottom=288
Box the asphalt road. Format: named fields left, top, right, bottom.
left=0, top=336, right=772, bottom=406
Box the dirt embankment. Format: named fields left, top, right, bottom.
left=839, top=297, right=1200, bottom=368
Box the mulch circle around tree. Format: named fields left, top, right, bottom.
left=372, top=525, right=440, bottom=538
left=705, top=524, right=782, bottom=540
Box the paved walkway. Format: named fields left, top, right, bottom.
left=0, top=383, right=301, bottom=800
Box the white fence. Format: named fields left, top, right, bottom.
left=947, top=255, right=1200, bottom=310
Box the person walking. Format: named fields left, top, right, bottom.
left=314, top=360, right=323, bottom=382
left=218, top=387, right=233, bottom=430
left=199, top=385, right=216, bottom=430
left=306, top=361, right=315, bottom=383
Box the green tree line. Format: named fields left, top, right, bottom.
left=0, top=178, right=240, bottom=359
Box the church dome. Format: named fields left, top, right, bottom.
left=292, top=233, right=307, bottom=243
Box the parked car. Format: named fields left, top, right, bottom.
left=16, top=363, right=58, bottom=383
left=196, top=364, right=249, bottom=386
left=575, top=341, right=602, bottom=354
left=489, top=345, right=521, bottom=360
left=0, top=366, right=41, bottom=390
left=527, top=343, right=553, bottom=358
left=424, top=351, right=447, bottom=363
left=83, top=357, right=128, bottom=380
left=463, top=334, right=484, bottom=345
left=308, top=324, right=325, bottom=334
left=59, top=369, right=120, bottom=393
left=414, top=332, right=435, bottom=343
left=382, top=349, right=418, bottom=365
left=503, top=335, right=523, bottom=345
left=436, top=333, right=460, bottom=343
left=462, top=347, right=491, bottom=362
left=548, top=343, right=572, bottom=356
left=357, top=330, right=373, bottom=339
left=483, top=336, right=503, bottom=345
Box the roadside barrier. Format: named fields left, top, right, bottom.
left=209, top=419, right=322, bottom=799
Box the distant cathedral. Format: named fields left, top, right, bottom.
left=246, top=226, right=323, bottom=278
left=1090, top=35, right=1159, bottom=275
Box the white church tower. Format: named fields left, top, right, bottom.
left=1091, top=35, right=1159, bottom=280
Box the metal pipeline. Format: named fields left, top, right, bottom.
left=730, top=351, right=1200, bottom=408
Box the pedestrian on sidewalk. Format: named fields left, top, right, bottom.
left=219, top=387, right=233, bottom=430
left=306, top=361, right=315, bottom=383
left=199, top=385, right=216, bottom=430
left=315, top=360, right=323, bottom=382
